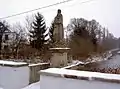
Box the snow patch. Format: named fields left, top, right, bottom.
left=0, top=60, right=27, bottom=66
left=41, top=68, right=120, bottom=81
left=22, top=82, right=40, bottom=89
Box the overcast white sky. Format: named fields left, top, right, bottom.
left=0, top=0, right=120, bottom=37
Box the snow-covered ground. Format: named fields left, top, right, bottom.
left=86, top=54, right=120, bottom=69
left=63, top=60, right=85, bottom=69
left=86, top=51, right=112, bottom=63
left=64, top=50, right=114, bottom=69
left=96, top=54, right=120, bottom=69
left=22, top=82, right=40, bottom=89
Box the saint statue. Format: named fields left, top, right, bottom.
left=53, top=9, right=64, bottom=42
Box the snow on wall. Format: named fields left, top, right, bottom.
left=22, top=82, right=40, bottom=89
left=0, top=66, right=29, bottom=89
left=40, top=68, right=120, bottom=89
left=0, top=87, right=3, bottom=89
left=0, top=60, right=27, bottom=66
left=40, top=75, right=120, bottom=89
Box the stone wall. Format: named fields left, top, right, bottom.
left=0, top=60, right=29, bottom=89
left=29, top=63, right=50, bottom=84
left=40, top=68, right=120, bottom=89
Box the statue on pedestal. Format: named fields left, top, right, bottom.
left=53, top=9, right=64, bottom=43
left=50, top=9, right=70, bottom=67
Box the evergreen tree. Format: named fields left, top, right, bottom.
left=49, top=22, right=54, bottom=43
left=30, top=12, right=48, bottom=51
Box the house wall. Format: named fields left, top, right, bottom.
left=0, top=66, right=29, bottom=89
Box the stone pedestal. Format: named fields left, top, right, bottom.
left=49, top=48, right=70, bottom=67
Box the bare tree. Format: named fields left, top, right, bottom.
left=0, top=21, right=10, bottom=58
left=10, top=23, right=27, bottom=58
left=68, top=18, right=111, bottom=60
left=25, top=15, right=34, bottom=32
